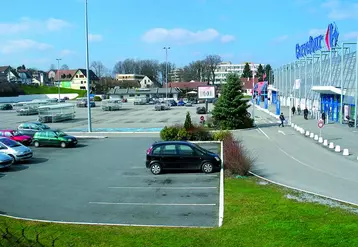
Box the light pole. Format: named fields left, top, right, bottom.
left=163, top=47, right=170, bottom=100
left=56, top=58, right=61, bottom=100
left=251, top=63, right=255, bottom=125
left=85, top=0, right=92, bottom=132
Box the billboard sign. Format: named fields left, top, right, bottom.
left=197, top=86, right=215, bottom=99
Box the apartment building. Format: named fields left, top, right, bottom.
left=213, top=62, right=264, bottom=84
left=169, top=68, right=183, bottom=82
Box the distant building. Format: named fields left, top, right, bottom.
left=169, top=68, right=183, bottom=82
left=0, top=66, right=21, bottom=83
left=48, top=69, right=99, bottom=90
left=115, top=73, right=160, bottom=88
left=214, top=62, right=264, bottom=84
left=167, top=81, right=209, bottom=90
left=108, top=87, right=180, bottom=101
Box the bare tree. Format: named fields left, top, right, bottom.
left=159, top=62, right=175, bottom=84
left=122, top=59, right=140, bottom=74
left=61, top=64, right=69, bottom=70
left=90, top=61, right=107, bottom=78
left=204, top=55, right=222, bottom=84
left=182, top=60, right=206, bottom=82
left=113, top=61, right=123, bottom=75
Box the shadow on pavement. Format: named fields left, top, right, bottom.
left=24, top=157, right=48, bottom=164
left=6, top=164, right=29, bottom=172
left=255, top=123, right=279, bottom=129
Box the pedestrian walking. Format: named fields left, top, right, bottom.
left=297, top=105, right=301, bottom=115
left=303, top=107, right=309, bottom=120
left=322, top=112, right=326, bottom=124
left=291, top=106, right=296, bottom=115
left=279, top=113, right=285, bottom=127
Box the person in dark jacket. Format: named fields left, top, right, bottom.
left=279, top=113, right=285, bottom=127
left=303, top=107, right=309, bottom=120
left=322, top=112, right=326, bottom=124
left=291, top=106, right=296, bottom=115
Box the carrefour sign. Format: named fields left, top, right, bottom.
left=296, top=23, right=339, bottom=59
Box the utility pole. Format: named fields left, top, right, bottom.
left=85, top=0, right=92, bottom=132
left=163, top=47, right=170, bottom=100
left=56, top=58, right=62, bottom=101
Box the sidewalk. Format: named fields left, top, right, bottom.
left=256, top=103, right=358, bottom=160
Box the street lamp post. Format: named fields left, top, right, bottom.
left=163, top=47, right=170, bottom=100
left=85, top=0, right=92, bottom=132
left=56, top=58, right=62, bottom=101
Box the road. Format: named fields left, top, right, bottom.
left=237, top=108, right=358, bottom=205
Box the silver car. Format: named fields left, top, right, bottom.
left=0, top=137, right=33, bottom=163
left=0, top=153, right=13, bottom=169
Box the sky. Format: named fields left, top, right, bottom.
left=1, top=0, right=358, bottom=72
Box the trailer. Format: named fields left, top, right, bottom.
left=101, top=99, right=122, bottom=111
left=37, top=103, right=76, bottom=123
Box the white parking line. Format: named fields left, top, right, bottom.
left=258, top=128, right=270, bottom=140
left=89, top=202, right=216, bottom=206
left=108, top=186, right=217, bottom=189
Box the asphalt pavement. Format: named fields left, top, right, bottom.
left=0, top=138, right=221, bottom=227
left=237, top=107, right=358, bottom=205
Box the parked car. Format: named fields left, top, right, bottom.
left=0, top=153, right=13, bottom=169
left=0, top=130, right=32, bottom=146
left=196, top=106, right=207, bottom=114
left=33, top=130, right=78, bottom=148
left=134, top=97, right=147, bottom=105
left=0, top=104, right=13, bottom=110
left=0, top=137, right=33, bottom=163
left=76, top=98, right=96, bottom=108
left=177, top=100, right=185, bottom=106
left=145, top=141, right=221, bottom=175
left=154, top=102, right=171, bottom=111
left=168, top=100, right=177, bottom=106
left=185, top=102, right=193, bottom=107
left=17, top=122, right=51, bottom=137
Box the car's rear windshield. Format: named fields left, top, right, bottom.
left=0, top=138, right=21, bottom=147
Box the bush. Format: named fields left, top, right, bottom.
left=160, top=125, right=181, bottom=141
left=94, top=96, right=102, bottom=101
left=184, top=112, right=193, bottom=130
left=213, top=130, right=232, bottom=141
left=223, top=134, right=254, bottom=176
left=188, top=125, right=212, bottom=141
left=176, top=128, right=189, bottom=140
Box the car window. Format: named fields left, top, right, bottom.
left=177, top=145, right=195, bottom=155
left=0, top=132, right=3, bottom=137
left=47, top=131, right=57, bottom=138
left=0, top=143, right=7, bottom=150
left=4, top=132, right=13, bottom=137
left=20, top=124, right=29, bottom=129
left=0, top=138, right=21, bottom=147
left=162, top=145, right=177, bottom=155
left=152, top=146, right=161, bottom=155
left=30, top=124, right=40, bottom=130
left=55, top=131, right=66, bottom=136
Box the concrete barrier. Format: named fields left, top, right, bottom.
left=314, top=134, right=319, bottom=141
left=301, top=129, right=305, bottom=134
left=335, top=145, right=341, bottom=152
left=305, top=131, right=310, bottom=136
left=323, top=139, right=328, bottom=146
left=343, top=149, right=349, bottom=156
left=329, top=142, right=335, bottom=149
left=318, top=137, right=323, bottom=143
left=310, top=133, right=314, bottom=138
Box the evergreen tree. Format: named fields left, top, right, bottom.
left=255, top=64, right=265, bottom=81
left=184, top=112, right=193, bottom=130
left=241, top=62, right=253, bottom=78
left=212, top=73, right=253, bottom=129
left=264, top=64, right=273, bottom=84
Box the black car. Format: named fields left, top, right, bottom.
left=17, top=122, right=51, bottom=137
left=146, top=141, right=221, bottom=175
left=196, top=106, right=207, bottom=114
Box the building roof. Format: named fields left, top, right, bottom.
left=108, top=87, right=180, bottom=95
left=167, top=81, right=209, bottom=89
left=0, top=66, right=10, bottom=73
left=240, top=78, right=259, bottom=90
left=78, top=69, right=99, bottom=80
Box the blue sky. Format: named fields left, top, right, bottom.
left=0, top=0, right=358, bottom=72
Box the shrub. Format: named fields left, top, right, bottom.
left=94, top=96, right=102, bottom=101
left=223, top=134, right=254, bottom=176
left=160, top=125, right=181, bottom=141
left=176, top=127, right=189, bottom=141
left=184, top=112, right=193, bottom=130
left=188, top=125, right=213, bottom=141
left=213, top=130, right=232, bottom=141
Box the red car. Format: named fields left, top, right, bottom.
left=0, top=130, right=32, bottom=146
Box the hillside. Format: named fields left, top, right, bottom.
left=20, top=85, right=87, bottom=97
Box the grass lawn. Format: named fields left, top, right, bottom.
left=0, top=177, right=357, bottom=247
left=20, top=85, right=87, bottom=97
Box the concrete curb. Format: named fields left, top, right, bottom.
left=255, top=105, right=352, bottom=159
left=74, top=136, right=108, bottom=139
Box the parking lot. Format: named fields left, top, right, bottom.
left=0, top=102, right=214, bottom=132
left=0, top=137, right=221, bottom=227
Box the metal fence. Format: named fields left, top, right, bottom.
left=274, top=39, right=358, bottom=124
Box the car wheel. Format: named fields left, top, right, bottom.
left=202, top=162, right=214, bottom=173
left=60, top=142, right=67, bottom=148
left=34, top=141, right=40, bottom=147
left=9, top=155, right=16, bottom=164
left=150, top=163, right=162, bottom=175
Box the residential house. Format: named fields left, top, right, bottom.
left=16, top=69, right=32, bottom=84
left=0, top=66, right=21, bottom=83
left=115, top=73, right=161, bottom=88
left=48, top=69, right=99, bottom=90
left=30, top=70, right=50, bottom=85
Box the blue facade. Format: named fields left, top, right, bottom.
left=320, top=94, right=339, bottom=122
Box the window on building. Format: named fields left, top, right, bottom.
left=129, top=94, right=135, bottom=97
left=80, top=75, right=84, bottom=78
left=76, top=75, right=79, bottom=78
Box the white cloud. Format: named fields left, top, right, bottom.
left=220, top=35, right=235, bottom=43
left=321, top=0, right=358, bottom=20
left=308, top=29, right=325, bottom=36
left=0, top=39, right=52, bottom=54
left=271, top=35, right=289, bottom=44
left=60, top=49, right=76, bottom=57
left=88, top=34, right=103, bottom=42
left=343, top=32, right=358, bottom=40
left=141, top=28, right=234, bottom=45
left=0, top=17, right=71, bottom=35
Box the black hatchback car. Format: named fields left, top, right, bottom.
left=146, top=141, right=221, bottom=175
